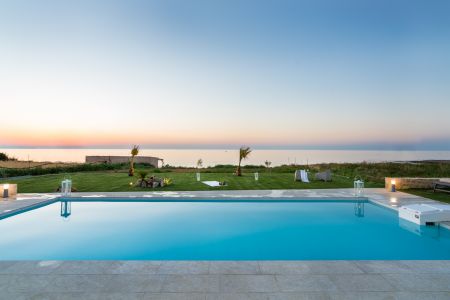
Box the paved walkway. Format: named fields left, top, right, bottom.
left=0, top=260, right=450, bottom=299
left=1, top=189, right=450, bottom=299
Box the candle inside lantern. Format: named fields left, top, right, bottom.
left=391, top=179, right=396, bottom=192
left=2, top=184, right=9, bottom=198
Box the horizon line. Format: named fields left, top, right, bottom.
left=1, top=143, right=450, bottom=151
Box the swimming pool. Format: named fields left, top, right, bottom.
left=1, top=199, right=449, bottom=260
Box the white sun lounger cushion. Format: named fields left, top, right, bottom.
left=202, top=181, right=221, bottom=187
left=301, top=170, right=310, bottom=183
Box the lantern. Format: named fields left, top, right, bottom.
left=391, top=179, right=396, bottom=192
left=61, top=179, right=72, bottom=196
left=2, top=184, right=9, bottom=198
left=354, top=180, right=364, bottom=196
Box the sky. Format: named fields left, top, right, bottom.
left=0, top=0, right=450, bottom=150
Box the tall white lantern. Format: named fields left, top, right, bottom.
left=61, top=179, right=72, bottom=197
left=254, top=172, right=259, bottom=181
left=196, top=172, right=201, bottom=181
left=354, top=180, right=364, bottom=196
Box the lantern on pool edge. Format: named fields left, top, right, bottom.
left=391, top=179, right=396, bottom=192
left=354, top=180, right=364, bottom=196
left=61, top=179, right=72, bottom=196
left=2, top=184, right=9, bottom=198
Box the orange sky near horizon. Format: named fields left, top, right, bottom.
left=1, top=124, right=442, bottom=148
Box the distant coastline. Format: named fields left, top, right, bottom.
left=1, top=148, right=450, bottom=167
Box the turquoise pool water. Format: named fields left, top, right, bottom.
left=0, top=199, right=449, bottom=260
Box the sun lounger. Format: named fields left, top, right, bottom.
left=294, top=170, right=310, bottom=183
left=315, top=170, right=332, bottom=182
left=433, top=181, right=450, bottom=194
left=202, top=181, right=221, bottom=187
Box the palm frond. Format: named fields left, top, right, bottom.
left=239, top=146, right=252, bottom=160
left=131, top=145, right=140, bottom=157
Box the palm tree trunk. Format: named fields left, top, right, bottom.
left=129, top=156, right=135, bottom=176
left=236, top=159, right=242, bottom=176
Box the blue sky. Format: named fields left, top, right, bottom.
left=0, top=0, right=449, bottom=149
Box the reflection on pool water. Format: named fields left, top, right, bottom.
left=0, top=200, right=449, bottom=260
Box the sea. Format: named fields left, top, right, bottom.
left=1, top=148, right=450, bottom=167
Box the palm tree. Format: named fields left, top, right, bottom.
left=265, top=160, right=272, bottom=174
left=236, top=146, right=252, bottom=176
left=196, top=159, right=203, bottom=169
left=128, top=145, right=140, bottom=176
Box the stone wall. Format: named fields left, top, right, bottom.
left=0, top=183, right=17, bottom=198
left=85, top=156, right=163, bottom=168
left=384, top=177, right=449, bottom=191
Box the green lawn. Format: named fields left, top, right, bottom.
left=2, top=167, right=450, bottom=204
left=1, top=170, right=382, bottom=193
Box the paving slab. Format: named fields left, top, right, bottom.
left=399, top=260, right=450, bottom=273
left=209, top=261, right=261, bottom=275
left=0, top=261, right=63, bottom=275
left=0, top=274, right=52, bottom=293
left=52, top=260, right=119, bottom=275
left=329, top=274, right=396, bottom=292
left=109, top=261, right=162, bottom=275
left=102, top=274, right=166, bottom=293
left=161, top=275, right=220, bottom=293
left=144, top=293, right=206, bottom=300
left=326, top=291, right=450, bottom=300
left=43, top=274, right=109, bottom=293
left=220, top=275, right=279, bottom=293
left=30, top=292, right=146, bottom=300
left=275, top=275, right=338, bottom=292
left=158, top=261, right=210, bottom=275
left=303, top=261, right=364, bottom=274
left=259, top=261, right=310, bottom=275
left=382, top=273, right=450, bottom=291
left=267, top=292, right=331, bottom=300
left=354, top=261, right=413, bottom=274
left=206, top=292, right=270, bottom=300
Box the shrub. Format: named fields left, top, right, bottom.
left=0, top=153, right=9, bottom=161
left=136, top=170, right=149, bottom=180
left=0, top=163, right=128, bottom=178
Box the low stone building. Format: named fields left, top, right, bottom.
left=85, top=156, right=163, bottom=168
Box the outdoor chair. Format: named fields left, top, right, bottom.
left=315, top=170, right=332, bottom=182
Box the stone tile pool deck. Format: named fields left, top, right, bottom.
left=1, top=260, right=450, bottom=299
left=1, top=189, right=450, bottom=299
